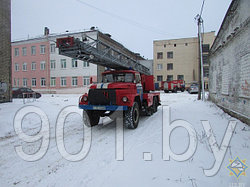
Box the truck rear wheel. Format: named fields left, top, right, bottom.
left=124, top=102, right=140, bottom=129
left=152, top=97, right=158, bottom=113
left=83, top=110, right=100, bottom=127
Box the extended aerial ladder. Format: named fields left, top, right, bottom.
left=56, top=35, right=150, bottom=75
left=57, top=34, right=160, bottom=129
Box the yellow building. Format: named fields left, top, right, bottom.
left=153, top=32, right=215, bottom=89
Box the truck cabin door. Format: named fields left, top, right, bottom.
left=135, top=73, right=143, bottom=101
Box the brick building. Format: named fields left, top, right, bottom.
left=12, top=28, right=143, bottom=94
left=0, top=0, right=11, bottom=102
left=209, top=0, right=250, bottom=124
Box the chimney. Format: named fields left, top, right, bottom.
left=44, top=27, right=49, bottom=36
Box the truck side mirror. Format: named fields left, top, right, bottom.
left=90, top=77, right=93, bottom=84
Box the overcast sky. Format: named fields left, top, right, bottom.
left=11, top=0, right=232, bottom=59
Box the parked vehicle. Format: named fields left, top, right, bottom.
left=12, top=87, right=41, bottom=98
left=161, top=80, right=185, bottom=93
left=57, top=36, right=160, bottom=129
left=188, top=83, right=199, bottom=94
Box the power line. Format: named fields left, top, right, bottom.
left=75, top=0, right=168, bottom=36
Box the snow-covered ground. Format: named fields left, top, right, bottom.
left=0, top=92, right=249, bottom=187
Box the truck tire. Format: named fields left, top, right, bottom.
left=152, top=97, right=158, bottom=113
left=124, top=102, right=140, bottom=129
left=84, top=110, right=100, bottom=127
left=173, top=87, right=178, bottom=93
left=145, top=107, right=153, bottom=116
left=181, top=87, right=185, bottom=92
left=164, top=90, right=169, bottom=93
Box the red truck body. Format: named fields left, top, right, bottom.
left=161, top=80, right=185, bottom=93
left=57, top=36, right=160, bottom=129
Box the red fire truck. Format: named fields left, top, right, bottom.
left=57, top=36, right=160, bottom=129
left=161, top=80, right=185, bottom=93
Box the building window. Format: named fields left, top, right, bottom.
left=61, top=59, right=67, bottom=69
left=50, top=60, right=56, bottom=69
left=16, top=79, right=20, bottom=87
left=23, top=78, right=28, bottom=87
left=14, top=48, right=19, bottom=56
left=203, top=54, right=209, bottom=65
left=40, top=61, right=46, bottom=70
left=83, top=76, right=90, bottom=86
left=15, top=63, right=19, bottom=71
left=157, top=64, right=163, bottom=70
left=72, top=77, right=78, bottom=86
left=157, top=52, right=163, bottom=59
left=50, top=43, right=56, bottom=53
left=31, top=62, right=36, bottom=70
left=83, top=61, right=89, bottom=68
left=202, top=44, right=210, bottom=53
left=61, top=77, right=67, bottom=87
left=177, top=75, right=184, bottom=80
left=40, top=45, right=46, bottom=54
left=167, top=63, right=173, bottom=70
left=157, top=75, right=163, bottom=82
left=72, top=59, right=78, bottom=68
left=31, top=78, right=36, bottom=87
left=22, top=47, right=27, bottom=56
left=50, top=77, right=56, bottom=87
left=41, top=78, right=46, bottom=87
left=31, top=46, right=36, bottom=55
left=204, top=66, right=209, bottom=78
left=167, top=75, right=173, bottom=81
left=167, top=51, right=173, bottom=59
left=22, top=62, right=27, bottom=71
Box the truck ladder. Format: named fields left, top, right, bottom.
left=57, top=35, right=150, bottom=75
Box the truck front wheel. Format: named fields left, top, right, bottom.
left=83, top=110, right=100, bottom=127
left=124, top=102, right=140, bottom=129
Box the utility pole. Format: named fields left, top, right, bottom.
left=195, top=0, right=205, bottom=101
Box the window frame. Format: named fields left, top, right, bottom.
left=40, top=45, right=46, bottom=54
left=157, top=52, right=163, bottom=59
left=167, top=51, right=173, bottom=59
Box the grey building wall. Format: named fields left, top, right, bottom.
left=209, top=0, right=250, bottom=124
left=0, top=0, right=11, bottom=102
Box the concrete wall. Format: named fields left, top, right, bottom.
left=209, top=0, right=250, bottom=124
left=0, top=0, right=11, bottom=102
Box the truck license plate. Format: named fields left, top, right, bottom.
left=93, top=106, right=106, bottom=110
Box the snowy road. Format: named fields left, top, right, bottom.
left=0, top=92, right=249, bottom=187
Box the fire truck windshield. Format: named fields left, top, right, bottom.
left=103, top=73, right=134, bottom=83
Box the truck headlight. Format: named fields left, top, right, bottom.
left=122, top=96, right=128, bottom=103
left=83, top=96, right=88, bottom=102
